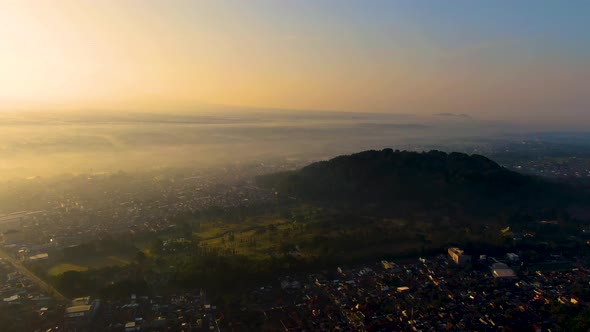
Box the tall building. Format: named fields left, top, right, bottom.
left=448, top=247, right=471, bottom=265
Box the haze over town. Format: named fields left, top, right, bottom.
left=2, top=1, right=590, bottom=332
left=1, top=1, right=589, bottom=180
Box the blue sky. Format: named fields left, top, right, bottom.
left=0, top=0, right=588, bottom=127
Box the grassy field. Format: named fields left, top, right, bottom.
left=48, top=263, right=88, bottom=276
left=191, top=215, right=434, bottom=261
left=47, top=255, right=132, bottom=276
left=195, top=217, right=300, bottom=260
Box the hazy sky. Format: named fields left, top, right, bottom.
left=1, top=1, right=589, bottom=125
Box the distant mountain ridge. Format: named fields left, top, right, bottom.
left=434, top=113, right=471, bottom=118
left=258, top=149, right=573, bottom=216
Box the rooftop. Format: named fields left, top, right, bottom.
left=71, top=296, right=91, bottom=306
left=65, top=304, right=92, bottom=314
left=448, top=248, right=465, bottom=255
left=29, top=253, right=49, bottom=260
left=491, top=263, right=517, bottom=278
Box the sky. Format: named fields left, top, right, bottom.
left=0, top=0, right=589, bottom=126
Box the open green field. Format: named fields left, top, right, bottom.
left=195, top=216, right=289, bottom=239
left=48, top=263, right=88, bottom=276
left=189, top=214, right=448, bottom=262
left=195, top=217, right=300, bottom=260
left=47, top=255, right=132, bottom=276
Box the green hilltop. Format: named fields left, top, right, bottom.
left=258, top=149, right=578, bottom=217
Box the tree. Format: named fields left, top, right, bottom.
left=150, top=239, right=163, bottom=255
left=135, top=251, right=147, bottom=264
left=572, top=308, right=590, bottom=332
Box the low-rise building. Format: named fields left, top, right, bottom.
left=490, top=263, right=517, bottom=279
left=448, top=248, right=471, bottom=265
left=64, top=297, right=100, bottom=331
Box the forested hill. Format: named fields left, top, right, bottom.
left=257, top=149, right=576, bottom=216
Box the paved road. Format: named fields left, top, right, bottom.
left=0, top=248, right=67, bottom=302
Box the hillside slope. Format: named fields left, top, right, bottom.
left=258, top=149, right=574, bottom=216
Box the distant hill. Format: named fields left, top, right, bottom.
left=258, top=149, right=577, bottom=217
left=433, top=113, right=471, bottom=118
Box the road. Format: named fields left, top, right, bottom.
left=0, top=248, right=67, bottom=303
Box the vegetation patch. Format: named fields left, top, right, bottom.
left=48, top=263, right=88, bottom=276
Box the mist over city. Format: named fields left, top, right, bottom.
left=2, top=109, right=590, bottom=181
left=1, top=1, right=590, bottom=331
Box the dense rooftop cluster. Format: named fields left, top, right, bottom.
left=0, top=257, right=62, bottom=331
left=248, top=252, right=590, bottom=331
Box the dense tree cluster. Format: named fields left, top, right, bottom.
left=258, top=149, right=581, bottom=217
